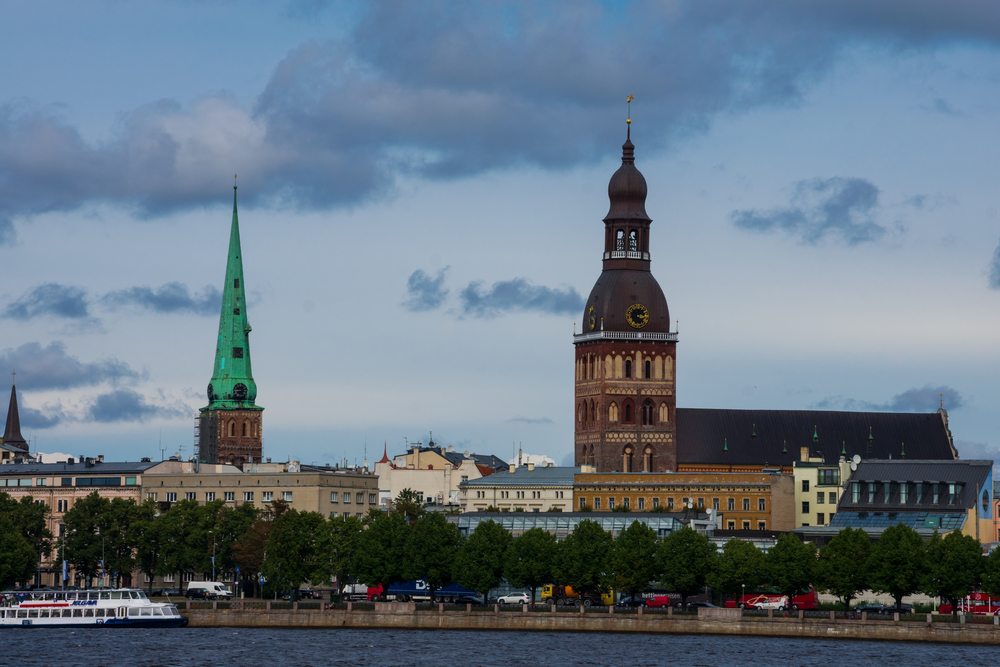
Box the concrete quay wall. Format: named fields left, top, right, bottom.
left=183, top=608, right=1000, bottom=645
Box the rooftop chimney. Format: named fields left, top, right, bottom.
left=527, top=463, right=535, bottom=471
left=509, top=464, right=516, bottom=473
left=800, top=447, right=810, bottom=462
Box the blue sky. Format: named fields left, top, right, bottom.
left=1, top=0, right=998, bottom=467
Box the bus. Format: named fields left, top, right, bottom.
left=724, top=586, right=819, bottom=611
left=939, top=593, right=1000, bottom=615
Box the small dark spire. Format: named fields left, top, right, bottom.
left=723, top=438, right=728, bottom=453
left=900, top=442, right=905, bottom=459
left=813, top=425, right=818, bottom=442
left=841, top=440, right=846, bottom=456
left=4, top=374, right=29, bottom=453
left=751, top=423, right=757, bottom=438
left=782, top=440, right=787, bottom=455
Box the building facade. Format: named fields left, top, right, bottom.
left=458, top=465, right=577, bottom=513
left=143, top=467, right=379, bottom=519
left=795, top=459, right=994, bottom=545
left=792, top=449, right=852, bottom=528
left=573, top=123, right=678, bottom=473
left=375, top=444, right=491, bottom=509
left=573, top=471, right=795, bottom=532
left=196, top=186, right=263, bottom=468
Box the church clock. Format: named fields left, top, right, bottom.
left=626, top=303, right=649, bottom=329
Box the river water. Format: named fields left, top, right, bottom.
left=6, top=628, right=1000, bottom=666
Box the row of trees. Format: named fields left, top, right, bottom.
left=3, top=489, right=999, bottom=617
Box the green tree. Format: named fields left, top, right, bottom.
left=0, top=513, right=37, bottom=588
left=232, top=518, right=271, bottom=598
left=656, top=527, right=716, bottom=610
left=707, top=538, right=765, bottom=606
left=402, top=513, right=461, bottom=602
left=765, top=533, right=816, bottom=610
left=61, top=492, right=111, bottom=585
left=505, top=527, right=557, bottom=603
left=815, top=527, right=871, bottom=612
left=353, top=511, right=409, bottom=598
left=555, top=519, right=612, bottom=606
left=608, top=520, right=658, bottom=602
left=134, top=499, right=163, bottom=593
left=393, top=488, right=424, bottom=526
left=867, top=523, right=926, bottom=612
left=923, top=530, right=984, bottom=619
left=214, top=501, right=260, bottom=582
left=329, top=515, right=364, bottom=599
left=157, top=499, right=211, bottom=588
left=981, top=545, right=1000, bottom=601
left=453, top=519, right=512, bottom=598
left=0, top=492, right=53, bottom=562
left=262, top=509, right=330, bottom=600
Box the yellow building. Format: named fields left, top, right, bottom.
left=792, top=448, right=852, bottom=528
left=574, top=471, right=795, bottom=531
left=459, top=464, right=576, bottom=513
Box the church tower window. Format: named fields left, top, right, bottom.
left=628, top=230, right=638, bottom=251
left=645, top=360, right=651, bottom=379
left=625, top=359, right=632, bottom=378
left=642, top=399, right=654, bottom=426
left=616, top=229, right=625, bottom=250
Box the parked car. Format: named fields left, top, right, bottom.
left=616, top=597, right=647, bottom=608
left=497, top=593, right=531, bottom=605
left=854, top=603, right=888, bottom=614
left=454, top=595, right=486, bottom=606
left=155, top=588, right=182, bottom=597
left=754, top=596, right=790, bottom=611
left=185, top=582, right=233, bottom=600
left=687, top=601, right=717, bottom=609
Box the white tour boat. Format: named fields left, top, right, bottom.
left=0, top=588, right=187, bottom=628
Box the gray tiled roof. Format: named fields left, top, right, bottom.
left=0, top=460, right=159, bottom=476
left=839, top=459, right=992, bottom=511
left=460, top=466, right=580, bottom=487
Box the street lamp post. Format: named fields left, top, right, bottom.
left=210, top=530, right=216, bottom=581
left=742, top=583, right=745, bottom=611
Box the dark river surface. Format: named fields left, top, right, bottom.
left=6, top=628, right=1000, bottom=667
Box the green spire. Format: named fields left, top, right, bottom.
left=813, top=425, right=818, bottom=442
left=841, top=440, right=846, bottom=456
left=723, top=438, right=728, bottom=452
left=203, top=185, right=261, bottom=412
left=782, top=440, right=787, bottom=455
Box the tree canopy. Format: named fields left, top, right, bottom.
left=656, top=527, right=716, bottom=610
left=815, top=526, right=870, bottom=612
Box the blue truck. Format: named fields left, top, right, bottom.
left=359, top=580, right=480, bottom=603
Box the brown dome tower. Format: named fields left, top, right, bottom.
left=573, top=121, right=677, bottom=473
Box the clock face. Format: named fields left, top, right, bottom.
left=207, top=383, right=214, bottom=401
left=588, top=306, right=596, bottom=330
left=626, top=303, right=649, bottom=329
left=233, top=383, right=248, bottom=400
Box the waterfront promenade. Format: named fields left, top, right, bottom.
left=182, top=602, right=1000, bottom=645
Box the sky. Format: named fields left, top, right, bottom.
left=1, top=0, right=998, bottom=468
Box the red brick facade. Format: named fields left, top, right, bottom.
left=197, top=409, right=262, bottom=469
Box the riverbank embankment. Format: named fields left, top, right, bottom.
left=183, top=604, right=1000, bottom=645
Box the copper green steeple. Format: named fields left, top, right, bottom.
left=203, top=185, right=261, bottom=411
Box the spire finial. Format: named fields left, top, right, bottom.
left=234, top=173, right=238, bottom=191
left=11, top=369, right=14, bottom=387
left=626, top=94, right=634, bottom=140
left=939, top=393, right=943, bottom=408
left=723, top=438, right=728, bottom=452
left=841, top=440, right=846, bottom=455
left=782, top=440, right=787, bottom=455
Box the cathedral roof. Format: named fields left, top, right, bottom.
left=604, top=126, right=651, bottom=223
left=3, top=381, right=28, bottom=452
left=202, top=185, right=262, bottom=413
left=676, top=408, right=957, bottom=466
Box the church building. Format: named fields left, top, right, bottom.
left=574, top=122, right=956, bottom=474
left=195, top=185, right=264, bottom=468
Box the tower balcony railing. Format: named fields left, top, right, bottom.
left=574, top=330, right=678, bottom=343
left=604, top=251, right=649, bottom=260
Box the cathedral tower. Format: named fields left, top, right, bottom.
left=574, top=122, right=677, bottom=472
left=196, top=185, right=263, bottom=467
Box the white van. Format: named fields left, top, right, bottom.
left=185, top=582, right=233, bottom=600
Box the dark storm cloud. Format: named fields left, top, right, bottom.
left=101, top=283, right=222, bottom=315
left=813, top=384, right=964, bottom=412
left=4, top=283, right=89, bottom=320
left=87, top=388, right=185, bottom=423
left=989, top=239, right=1000, bottom=290
left=402, top=268, right=449, bottom=312
left=731, top=177, right=886, bottom=245
left=459, top=278, right=583, bottom=318
left=0, top=342, right=142, bottom=390
left=15, top=395, right=64, bottom=430
left=1, top=1, right=999, bottom=241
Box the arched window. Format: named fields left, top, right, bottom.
left=589, top=400, right=595, bottom=427
left=643, top=446, right=653, bottom=472
left=625, top=358, right=632, bottom=378
left=242, top=421, right=248, bottom=437
left=642, top=399, right=654, bottom=426
left=588, top=445, right=595, bottom=467
left=615, top=356, right=623, bottom=379
left=578, top=403, right=584, bottom=423
left=605, top=355, right=613, bottom=379
left=654, top=356, right=663, bottom=379
left=659, top=402, right=669, bottom=423
left=623, top=447, right=633, bottom=473
left=228, top=421, right=235, bottom=437
left=665, top=355, right=674, bottom=380
left=608, top=402, right=619, bottom=423
left=581, top=446, right=588, bottom=464
left=628, top=230, right=638, bottom=251
left=645, top=360, right=651, bottom=379
left=623, top=400, right=634, bottom=424
left=616, top=229, right=625, bottom=250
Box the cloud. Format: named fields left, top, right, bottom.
left=87, top=389, right=187, bottom=423
left=459, top=278, right=583, bottom=318
left=402, top=268, right=449, bottom=312
left=812, top=384, right=964, bottom=412
left=101, top=283, right=222, bottom=316
left=954, top=439, right=999, bottom=464
left=15, top=396, right=64, bottom=430
left=3, top=283, right=89, bottom=320
left=0, top=342, right=142, bottom=390
left=732, top=177, right=887, bottom=245
left=507, top=416, right=554, bottom=425
left=1, top=2, right=998, bottom=240
left=989, top=239, right=1000, bottom=290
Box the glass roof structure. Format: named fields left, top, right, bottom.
left=448, top=512, right=685, bottom=539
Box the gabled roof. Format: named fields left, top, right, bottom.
left=841, top=459, right=992, bottom=511
left=461, top=466, right=580, bottom=487
left=676, top=408, right=956, bottom=466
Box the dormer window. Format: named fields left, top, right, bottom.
left=616, top=229, right=625, bottom=250
left=234, top=279, right=240, bottom=288
left=628, top=230, right=638, bottom=251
